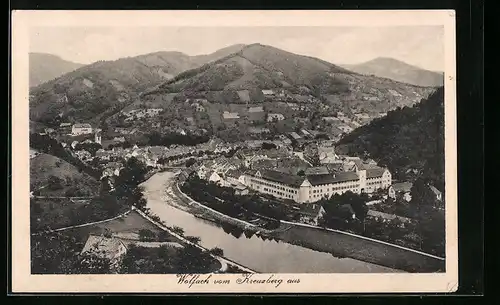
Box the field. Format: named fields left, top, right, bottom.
left=32, top=210, right=222, bottom=274
left=30, top=197, right=130, bottom=233
left=30, top=153, right=100, bottom=196
left=62, top=210, right=166, bottom=243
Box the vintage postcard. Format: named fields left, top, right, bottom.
left=11, top=10, right=457, bottom=293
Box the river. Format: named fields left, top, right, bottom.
left=142, top=171, right=403, bottom=273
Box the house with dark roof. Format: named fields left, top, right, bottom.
left=367, top=209, right=413, bottom=223
left=297, top=203, right=326, bottom=225
left=388, top=182, right=413, bottom=202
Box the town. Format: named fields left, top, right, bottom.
left=27, top=38, right=446, bottom=275
left=31, top=116, right=444, bottom=264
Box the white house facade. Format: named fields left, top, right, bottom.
left=72, top=123, right=93, bottom=135
left=244, top=166, right=392, bottom=204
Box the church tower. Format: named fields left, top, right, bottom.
left=94, top=130, right=102, bottom=145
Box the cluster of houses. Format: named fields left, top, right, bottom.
left=192, top=141, right=443, bottom=208
left=122, top=108, right=163, bottom=122
left=192, top=143, right=389, bottom=204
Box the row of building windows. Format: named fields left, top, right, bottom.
left=250, top=178, right=298, bottom=194
left=311, top=183, right=360, bottom=194
left=262, top=187, right=295, bottom=199
left=310, top=187, right=359, bottom=199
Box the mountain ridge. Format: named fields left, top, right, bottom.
left=29, top=45, right=249, bottom=125
left=30, top=44, right=437, bottom=128
left=341, top=57, right=444, bottom=87
left=29, top=53, right=85, bottom=87
left=336, top=86, right=445, bottom=189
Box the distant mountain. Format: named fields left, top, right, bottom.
left=341, top=57, right=444, bottom=87
left=29, top=46, right=246, bottom=125
left=191, top=44, right=247, bottom=65
left=336, top=87, right=444, bottom=189
left=156, top=43, right=352, bottom=94
left=146, top=44, right=436, bottom=113
left=29, top=53, right=84, bottom=87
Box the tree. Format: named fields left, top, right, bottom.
left=410, top=177, right=436, bottom=207
left=185, top=236, right=201, bottom=245
left=297, top=170, right=305, bottom=176
left=139, top=229, right=156, bottom=242
left=208, top=247, right=224, bottom=257
left=31, top=232, right=111, bottom=274
left=115, top=157, right=148, bottom=197
left=100, top=194, right=121, bottom=216
left=157, top=230, right=171, bottom=242
left=169, top=226, right=185, bottom=236
left=185, top=158, right=196, bottom=167
left=262, top=142, right=277, bottom=150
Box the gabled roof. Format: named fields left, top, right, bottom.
left=81, top=235, right=127, bottom=259
left=367, top=210, right=412, bottom=222
left=298, top=203, right=324, bottom=217
left=326, top=163, right=344, bottom=172
left=366, top=167, right=387, bottom=178
left=252, top=169, right=305, bottom=187
left=353, top=159, right=366, bottom=171
left=148, top=146, right=165, bottom=155
left=225, top=168, right=244, bottom=179
left=391, top=182, right=413, bottom=192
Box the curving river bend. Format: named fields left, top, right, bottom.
left=142, top=171, right=403, bottom=273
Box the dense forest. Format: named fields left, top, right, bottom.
left=337, top=87, right=444, bottom=190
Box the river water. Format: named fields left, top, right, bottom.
left=142, top=171, right=402, bottom=273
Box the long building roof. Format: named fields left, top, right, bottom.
left=249, top=169, right=361, bottom=187
left=306, top=172, right=359, bottom=186
left=250, top=169, right=304, bottom=187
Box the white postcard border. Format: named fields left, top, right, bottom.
left=11, top=10, right=458, bottom=293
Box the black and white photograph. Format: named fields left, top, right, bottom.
left=12, top=10, right=457, bottom=293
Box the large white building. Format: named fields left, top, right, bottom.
left=72, top=123, right=93, bottom=135
left=244, top=165, right=391, bottom=204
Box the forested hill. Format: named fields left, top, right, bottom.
left=336, top=87, right=444, bottom=190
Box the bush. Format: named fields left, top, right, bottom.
left=138, top=229, right=156, bottom=242
left=208, top=247, right=224, bottom=257
left=185, top=236, right=201, bottom=245
left=169, top=226, right=185, bottom=235
left=157, top=230, right=171, bottom=242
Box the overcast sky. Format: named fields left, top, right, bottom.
left=30, top=26, right=444, bottom=71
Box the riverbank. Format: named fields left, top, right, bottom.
left=143, top=171, right=401, bottom=273
left=173, top=175, right=444, bottom=273
left=133, top=208, right=256, bottom=274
